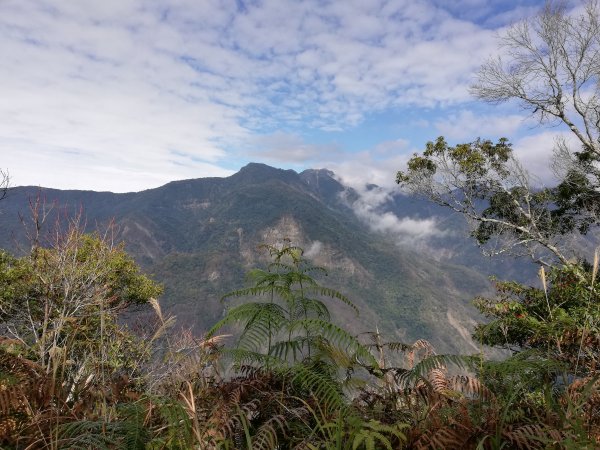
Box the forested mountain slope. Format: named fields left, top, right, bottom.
left=0, top=163, right=519, bottom=352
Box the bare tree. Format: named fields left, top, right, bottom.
left=0, top=169, right=8, bottom=201
left=472, top=0, right=600, bottom=157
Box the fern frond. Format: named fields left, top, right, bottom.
left=0, top=384, right=26, bottom=417
left=220, top=285, right=294, bottom=302
left=56, top=420, right=121, bottom=449
left=250, top=414, right=287, bottom=450
left=502, top=424, right=560, bottom=449
left=269, top=337, right=308, bottom=362
left=287, top=362, right=346, bottom=414
left=113, top=402, right=150, bottom=450
left=207, top=302, right=286, bottom=339
left=448, top=374, right=493, bottom=401
left=292, top=319, right=377, bottom=366
left=301, top=286, right=358, bottom=315
left=238, top=304, right=288, bottom=351
left=224, top=348, right=285, bottom=369
left=428, top=368, right=449, bottom=394
left=352, top=420, right=408, bottom=450
left=291, top=297, right=330, bottom=322
left=383, top=341, right=414, bottom=352
left=419, top=425, right=466, bottom=449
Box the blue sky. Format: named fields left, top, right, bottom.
left=0, top=0, right=579, bottom=192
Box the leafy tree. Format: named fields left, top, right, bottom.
left=0, top=216, right=162, bottom=400
left=396, top=137, right=572, bottom=266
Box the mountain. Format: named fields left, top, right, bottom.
left=0, top=163, right=519, bottom=352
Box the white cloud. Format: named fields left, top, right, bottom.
left=0, top=0, right=545, bottom=191
left=344, top=184, right=448, bottom=246
left=327, top=151, right=410, bottom=191
left=435, top=110, right=528, bottom=140
left=304, top=240, right=323, bottom=259
left=513, top=131, right=579, bottom=186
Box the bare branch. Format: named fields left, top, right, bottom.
left=0, top=169, right=8, bottom=201
left=397, top=137, right=575, bottom=267
left=471, top=0, right=600, bottom=157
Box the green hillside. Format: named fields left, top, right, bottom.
left=0, top=163, right=493, bottom=352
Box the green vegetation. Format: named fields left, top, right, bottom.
left=2, top=2, right=600, bottom=448
left=1, top=229, right=598, bottom=448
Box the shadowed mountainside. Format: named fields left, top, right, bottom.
left=0, top=163, right=522, bottom=352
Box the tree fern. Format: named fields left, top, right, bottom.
left=209, top=243, right=361, bottom=366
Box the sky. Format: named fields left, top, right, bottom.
left=0, top=0, right=580, bottom=194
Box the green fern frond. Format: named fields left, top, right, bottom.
left=301, top=286, right=359, bottom=315
left=291, top=297, right=330, bottom=322
left=292, top=319, right=377, bottom=366
left=220, top=285, right=294, bottom=302
left=116, top=402, right=150, bottom=450
left=56, top=420, right=120, bottom=449
left=224, top=348, right=285, bottom=368
left=287, top=362, right=346, bottom=414
left=207, top=302, right=286, bottom=338
left=269, top=337, right=308, bottom=361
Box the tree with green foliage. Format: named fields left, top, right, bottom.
left=0, top=216, right=162, bottom=400
left=396, top=136, right=571, bottom=266
left=398, top=1, right=600, bottom=268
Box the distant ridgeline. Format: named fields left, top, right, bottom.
left=0, top=162, right=538, bottom=352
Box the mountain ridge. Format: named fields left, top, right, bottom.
left=0, top=162, right=502, bottom=352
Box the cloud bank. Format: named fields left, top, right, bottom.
left=0, top=0, right=543, bottom=191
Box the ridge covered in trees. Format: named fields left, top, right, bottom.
left=2, top=1, right=600, bottom=448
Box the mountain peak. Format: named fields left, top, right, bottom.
left=231, top=162, right=299, bottom=184
left=300, top=168, right=335, bottom=179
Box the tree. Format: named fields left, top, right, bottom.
left=472, top=0, right=600, bottom=233
left=472, top=1, right=600, bottom=156
left=0, top=169, right=8, bottom=202
left=398, top=1, right=600, bottom=267
left=0, top=214, right=162, bottom=400
left=396, top=137, right=573, bottom=266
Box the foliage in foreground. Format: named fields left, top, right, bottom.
left=0, top=234, right=598, bottom=449
left=3, top=2, right=600, bottom=447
